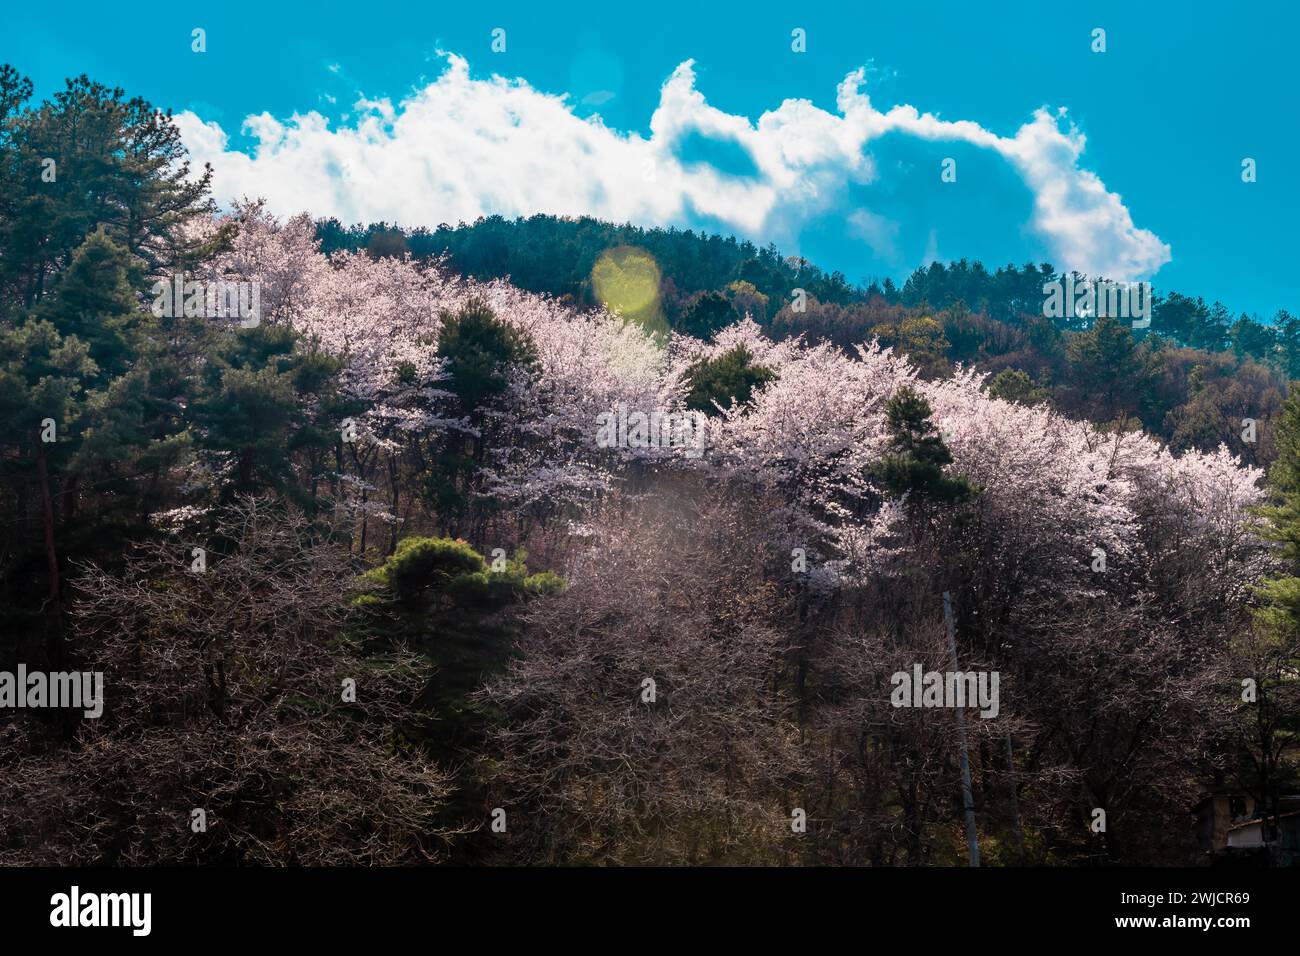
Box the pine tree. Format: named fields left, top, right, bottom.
left=1245, top=391, right=1300, bottom=842
left=33, top=225, right=144, bottom=382
left=874, top=385, right=973, bottom=503
left=0, top=68, right=218, bottom=313
left=34, top=229, right=191, bottom=549
left=0, top=317, right=95, bottom=658
left=436, top=299, right=538, bottom=414
left=191, top=323, right=330, bottom=497
left=684, top=344, right=773, bottom=413
left=430, top=300, right=538, bottom=528
left=680, top=290, right=736, bottom=340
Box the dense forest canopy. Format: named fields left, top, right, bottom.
left=1, top=65, right=1298, bottom=867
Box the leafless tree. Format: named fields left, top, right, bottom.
left=0, top=497, right=454, bottom=865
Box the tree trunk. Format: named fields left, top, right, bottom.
left=36, top=438, right=66, bottom=680
left=36, top=439, right=60, bottom=603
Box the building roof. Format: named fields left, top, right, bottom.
left=1226, top=809, right=1300, bottom=832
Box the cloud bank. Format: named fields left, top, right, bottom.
left=176, top=53, right=1170, bottom=280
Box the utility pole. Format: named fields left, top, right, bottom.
left=944, top=590, right=980, bottom=866
left=1005, top=731, right=1023, bottom=853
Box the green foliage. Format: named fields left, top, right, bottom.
left=361, top=535, right=487, bottom=600
left=430, top=300, right=540, bottom=528
left=0, top=318, right=95, bottom=440
left=359, top=535, right=564, bottom=614
left=443, top=565, right=566, bottom=607
left=436, top=299, right=539, bottom=414
left=1063, top=314, right=1161, bottom=424
left=315, top=213, right=857, bottom=326
left=1267, top=391, right=1300, bottom=503
left=1242, top=392, right=1300, bottom=825
left=0, top=227, right=199, bottom=621
left=191, top=324, right=331, bottom=495
left=874, top=386, right=974, bottom=503
left=34, top=226, right=146, bottom=381
left=985, top=368, right=1050, bottom=406
left=356, top=535, right=564, bottom=838
left=422, top=449, right=476, bottom=523
left=725, top=279, right=768, bottom=323
left=870, top=315, right=951, bottom=377
left=1255, top=392, right=1300, bottom=628
left=0, top=68, right=217, bottom=317
left=0, top=65, right=223, bottom=629
left=684, top=344, right=774, bottom=413
left=314, top=217, right=1300, bottom=468
left=680, top=290, right=736, bottom=340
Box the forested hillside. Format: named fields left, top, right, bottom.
left=321, top=215, right=1293, bottom=468
left=2, top=66, right=1298, bottom=867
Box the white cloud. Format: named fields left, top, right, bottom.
left=176, top=53, right=1170, bottom=280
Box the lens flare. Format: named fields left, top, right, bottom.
left=591, top=246, right=667, bottom=336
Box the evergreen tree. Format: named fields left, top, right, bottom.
left=191, top=323, right=336, bottom=497
left=0, top=317, right=95, bottom=656
left=430, top=300, right=538, bottom=528
left=985, top=368, right=1050, bottom=406
left=679, top=290, right=736, bottom=340
left=1244, top=392, right=1300, bottom=838
left=684, top=344, right=773, bottom=413
left=436, top=299, right=538, bottom=414
left=0, top=67, right=219, bottom=314
left=0, top=228, right=182, bottom=646
left=35, top=225, right=146, bottom=383
left=874, top=386, right=973, bottom=503
left=355, top=536, right=562, bottom=858
left=1064, top=313, right=1159, bottom=424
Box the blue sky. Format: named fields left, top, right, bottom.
left=3, top=0, right=1296, bottom=317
